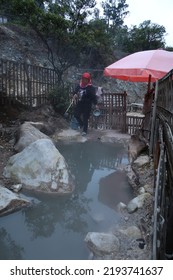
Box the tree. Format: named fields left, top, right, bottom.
left=81, top=18, right=115, bottom=69
left=1, top=0, right=98, bottom=82
left=38, top=0, right=98, bottom=80
left=102, top=0, right=129, bottom=28
left=124, top=20, right=166, bottom=53
left=101, top=0, right=129, bottom=48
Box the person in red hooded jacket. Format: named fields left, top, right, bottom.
left=72, top=72, right=98, bottom=136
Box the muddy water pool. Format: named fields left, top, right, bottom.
left=0, top=141, right=134, bottom=260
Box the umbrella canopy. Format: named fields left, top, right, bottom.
left=104, top=49, right=173, bottom=82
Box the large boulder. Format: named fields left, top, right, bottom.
left=3, top=139, right=74, bottom=194
left=14, top=122, right=50, bottom=152
left=0, top=185, right=30, bottom=216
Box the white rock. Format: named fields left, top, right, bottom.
left=84, top=232, right=120, bottom=256
left=0, top=185, right=30, bottom=216
left=3, top=139, right=74, bottom=194
left=116, top=202, right=127, bottom=212
left=138, top=187, right=145, bottom=194
left=133, top=155, right=150, bottom=168
left=127, top=193, right=151, bottom=213
left=10, top=184, right=23, bottom=193
left=14, top=122, right=50, bottom=152
left=118, top=226, right=142, bottom=239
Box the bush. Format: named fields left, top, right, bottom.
left=48, top=83, right=71, bottom=115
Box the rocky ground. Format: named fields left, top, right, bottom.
left=0, top=103, right=68, bottom=185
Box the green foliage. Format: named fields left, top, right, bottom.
left=113, top=25, right=128, bottom=49
left=166, top=46, right=173, bottom=51
left=123, top=20, right=166, bottom=53
left=102, top=0, right=129, bottom=28
left=48, top=83, right=71, bottom=114
left=0, top=0, right=44, bottom=24
left=80, top=18, right=114, bottom=68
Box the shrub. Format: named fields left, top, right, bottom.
left=48, top=83, right=71, bottom=115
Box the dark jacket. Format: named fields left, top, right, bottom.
left=73, top=84, right=97, bottom=108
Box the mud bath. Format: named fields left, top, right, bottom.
left=0, top=141, right=134, bottom=260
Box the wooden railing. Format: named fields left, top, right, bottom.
left=150, top=69, right=173, bottom=259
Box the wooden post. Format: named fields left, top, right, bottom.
left=149, top=80, right=158, bottom=155
left=147, top=74, right=152, bottom=93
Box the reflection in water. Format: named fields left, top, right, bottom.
left=0, top=141, right=134, bottom=260
left=0, top=227, right=24, bottom=260
left=99, top=170, right=132, bottom=210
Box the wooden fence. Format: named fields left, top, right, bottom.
left=89, top=92, right=127, bottom=132
left=0, top=58, right=145, bottom=134
left=126, top=113, right=144, bottom=135
left=150, top=69, right=173, bottom=259
left=0, top=59, right=58, bottom=108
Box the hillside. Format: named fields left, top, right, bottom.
left=0, top=23, right=147, bottom=104
left=0, top=24, right=50, bottom=67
